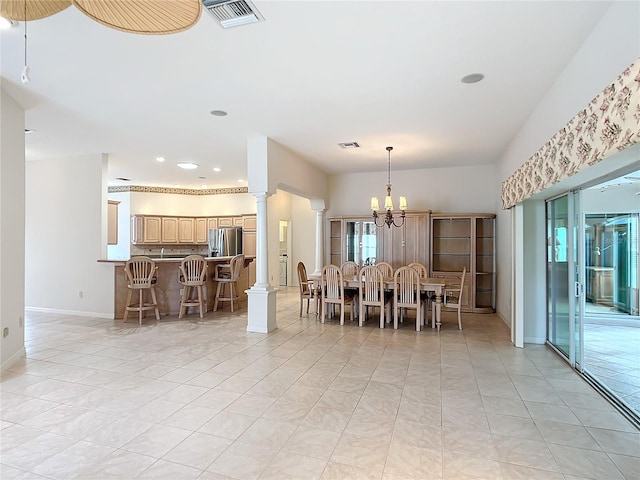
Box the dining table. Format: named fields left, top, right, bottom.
left=308, top=272, right=446, bottom=331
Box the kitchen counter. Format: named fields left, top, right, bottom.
left=99, top=256, right=255, bottom=318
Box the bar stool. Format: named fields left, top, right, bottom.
left=178, top=255, right=208, bottom=319
left=124, top=256, right=160, bottom=325
left=213, top=254, right=245, bottom=312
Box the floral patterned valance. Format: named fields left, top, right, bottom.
left=502, top=60, right=640, bottom=209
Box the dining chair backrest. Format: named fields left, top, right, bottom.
left=341, top=261, right=359, bottom=276
left=298, top=261, right=311, bottom=295
left=439, top=266, right=467, bottom=330
left=359, top=265, right=385, bottom=304
left=179, top=255, right=208, bottom=285
left=125, top=256, right=157, bottom=288
left=408, top=262, right=428, bottom=278
left=394, top=266, right=421, bottom=307
left=375, top=261, right=393, bottom=278
left=322, top=264, right=344, bottom=301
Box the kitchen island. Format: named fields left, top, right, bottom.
left=99, top=256, right=254, bottom=319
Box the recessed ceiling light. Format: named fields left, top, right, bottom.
left=201, top=184, right=208, bottom=189
left=155, top=157, right=165, bottom=162
left=24, top=128, right=35, bottom=134
left=173, top=184, right=181, bottom=188
left=177, top=162, right=198, bottom=170
left=213, top=167, right=221, bottom=172
left=461, top=73, right=485, bottom=84
left=238, top=179, right=245, bottom=183
left=338, top=141, right=360, bottom=149
left=210, top=110, right=228, bottom=117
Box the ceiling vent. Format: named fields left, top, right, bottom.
left=202, top=0, right=264, bottom=29
left=338, top=142, right=360, bottom=149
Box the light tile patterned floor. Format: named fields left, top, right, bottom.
left=1, top=287, right=638, bottom=480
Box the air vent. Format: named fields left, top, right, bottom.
left=338, top=142, right=360, bottom=149
left=202, top=0, right=264, bottom=29
left=115, top=177, right=131, bottom=182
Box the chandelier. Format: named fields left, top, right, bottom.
left=370, top=146, right=407, bottom=228
left=0, top=0, right=202, bottom=35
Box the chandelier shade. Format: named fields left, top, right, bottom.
left=371, top=146, right=407, bottom=228
left=0, top=0, right=203, bottom=34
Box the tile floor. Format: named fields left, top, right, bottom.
left=583, top=323, right=640, bottom=413
left=1, top=287, right=638, bottom=480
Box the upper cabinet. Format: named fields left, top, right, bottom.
left=430, top=213, right=495, bottom=313
left=131, top=214, right=256, bottom=245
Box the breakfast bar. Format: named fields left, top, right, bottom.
left=100, top=256, right=254, bottom=319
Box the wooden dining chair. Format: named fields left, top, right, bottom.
left=321, top=264, right=356, bottom=325
left=178, top=255, right=208, bottom=319
left=297, top=261, right=318, bottom=317
left=408, top=262, right=429, bottom=319
left=359, top=265, right=391, bottom=328
left=393, top=266, right=424, bottom=331
left=434, top=266, right=466, bottom=330
left=124, top=256, right=160, bottom=325
left=375, top=261, right=393, bottom=278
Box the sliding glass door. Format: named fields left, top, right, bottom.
left=546, top=192, right=583, bottom=366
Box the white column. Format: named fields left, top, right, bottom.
left=246, top=191, right=277, bottom=333
left=313, top=208, right=325, bottom=276
left=255, top=192, right=270, bottom=288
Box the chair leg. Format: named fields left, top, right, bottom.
left=150, top=287, right=160, bottom=321
left=320, top=299, right=325, bottom=323
left=359, top=301, right=364, bottom=327
left=124, top=289, right=133, bottom=321
left=432, top=302, right=436, bottom=329
left=138, top=289, right=143, bottom=325
left=214, top=282, right=222, bottom=311
left=198, top=285, right=205, bottom=318
left=229, top=283, right=235, bottom=312
left=394, top=305, right=398, bottom=329
left=179, top=285, right=189, bottom=319
left=457, top=306, right=462, bottom=330
left=339, top=301, right=345, bottom=326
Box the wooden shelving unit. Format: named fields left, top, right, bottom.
left=430, top=214, right=495, bottom=313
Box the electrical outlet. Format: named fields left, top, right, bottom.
left=79, top=291, right=84, bottom=298
left=19, top=316, right=23, bottom=328
left=3, top=327, right=8, bottom=338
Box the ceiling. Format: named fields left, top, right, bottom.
left=0, top=1, right=614, bottom=190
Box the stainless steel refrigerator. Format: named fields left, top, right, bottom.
left=208, top=227, right=243, bottom=257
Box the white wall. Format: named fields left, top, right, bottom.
left=328, top=164, right=499, bottom=217
left=129, top=191, right=256, bottom=216
left=1, top=88, right=26, bottom=368
left=107, top=191, right=131, bottom=260
left=291, top=195, right=318, bottom=287
left=25, top=155, right=115, bottom=317
left=267, top=190, right=292, bottom=287
left=522, top=199, right=547, bottom=344
left=497, top=1, right=640, bottom=332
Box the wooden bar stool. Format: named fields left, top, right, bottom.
left=124, top=256, right=160, bottom=325
left=213, top=254, right=245, bottom=312
left=178, top=255, right=208, bottom=319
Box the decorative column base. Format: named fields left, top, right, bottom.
left=246, top=285, right=278, bottom=333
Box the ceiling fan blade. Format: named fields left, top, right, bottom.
left=0, top=0, right=71, bottom=20
left=72, top=0, right=202, bottom=34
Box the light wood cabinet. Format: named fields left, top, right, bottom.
left=242, top=215, right=257, bottom=231
left=328, top=211, right=430, bottom=269
left=218, top=217, right=234, bottom=227
left=108, top=200, right=119, bottom=245
left=178, top=217, right=195, bottom=243
left=195, top=218, right=208, bottom=244
left=131, top=215, right=162, bottom=244
left=207, top=217, right=218, bottom=230
left=430, top=213, right=495, bottom=313
left=161, top=217, right=179, bottom=243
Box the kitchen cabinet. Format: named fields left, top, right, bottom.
left=131, top=215, right=162, bottom=244
left=207, top=217, right=218, bottom=230
left=161, top=217, right=179, bottom=243
left=218, top=217, right=234, bottom=227
left=178, top=217, right=195, bottom=243
left=195, top=218, right=208, bottom=244
left=242, top=215, right=257, bottom=231
left=430, top=213, right=495, bottom=313
left=107, top=200, right=119, bottom=245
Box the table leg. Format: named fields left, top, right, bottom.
left=436, top=288, right=442, bottom=331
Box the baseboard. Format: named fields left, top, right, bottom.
left=25, top=306, right=114, bottom=319
left=496, top=311, right=510, bottom=329
left=1, top=346, right=26, bottom=372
